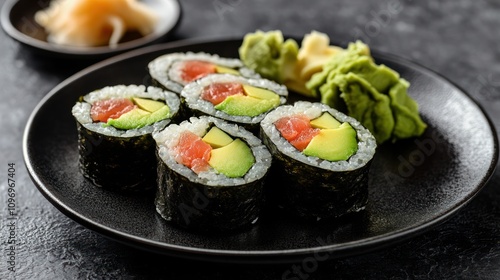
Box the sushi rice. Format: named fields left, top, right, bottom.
left=260, top=101, right=377, bottom=220
left=72, top=84, right=180, bottom=137
left=153, top=116, right=272, bottom=186
left=153, top=116, right=272, bottom=231
left=260, top=101, right=376, bottom=171
left=71, top=84, right=180, bottom=192
left=181, top=74, right=288, bottom=126
left=148, top=52, right=259, bottom=93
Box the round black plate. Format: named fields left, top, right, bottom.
left=23, top=39, right=498, bottom=263
left=1, top=0, right=182, bottom=59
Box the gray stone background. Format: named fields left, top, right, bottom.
left=1, top=0, right=499, bottom=279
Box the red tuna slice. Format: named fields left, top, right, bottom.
left=290, top=128, right=321, bottom=151
left=274, top=115, right=320, bottom=151
left=90, top=98, right=135, bottom=123
left=201, top=82, right=244, bottom=105
left=174, top=131, right=212, bottom=173
left=181, top=60, right=217, bottom=83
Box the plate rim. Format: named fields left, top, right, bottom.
left=1, top=0, right=183, bottom=58
left=22, top=37, right=499, bottom=263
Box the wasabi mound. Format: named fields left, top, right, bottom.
left=239, top=30, right=427, bottom=144
left=307, top=41, right=427, bottom=144
left=238, top=30, right=298, bottom=83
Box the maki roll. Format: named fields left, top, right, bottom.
left=260, top=101, right=377, bottom=221
left=148, top=52, right=259, bottom=94
left=72, top=85, right=180, bottom=192
left=153, top=116, right=272, bottom=231
left=181, top=74, right=288, bottom=132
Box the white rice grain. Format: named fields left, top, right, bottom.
left=260, top=101, right=377, bottom=171
left=153, top=116, right=272, bottom=186
left=148, top=52, right=259, bottom=93
left=181, top=74, right=288, bottom=125
left=72, top=85, right=180, bottom=137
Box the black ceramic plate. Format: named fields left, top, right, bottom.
left=1, top=0, right=181, bottom=59
left=23, top=39, right=498, bottom=263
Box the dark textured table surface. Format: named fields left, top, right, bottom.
left=1, top=0, right=500, bottom=279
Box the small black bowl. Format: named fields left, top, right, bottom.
left=1, top=0, right=182, bottom=59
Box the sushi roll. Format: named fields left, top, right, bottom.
left=72, top=85, right=180, bottom=192
left=148, top=52, right=259, bottom=94
left=181, top=74, right=288, bottom=132
left=260, top=101, right=377, bottom=221
left=153, top=116, right=272, bottom=231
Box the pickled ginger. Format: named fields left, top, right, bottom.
left=35, top=0, right=159, bottom=48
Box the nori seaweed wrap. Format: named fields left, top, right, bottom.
left=72, top=85, right=180, bottom=193
left=148, top=52, right=259, bottom=94
left=180, top=74, right=288, bottom=133
left=153, top=116, right=272, bottom=231
left=260, top=101, right=377, bottom=221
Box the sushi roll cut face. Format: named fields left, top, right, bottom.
left=260, top=101, right=377, bottom=221
left=181, top=74, right=288, bottom=130
left=72, top=85, right=180, bottom=192
left=153, top=116, right=272, bottom=231
left=148, top=52, right=259, bottom=94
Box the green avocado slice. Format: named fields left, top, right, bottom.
left=310, top=112, right=341, bottom=129
left=208, top=138, right=255, bottom=178
left=132, top=97, right=165, bottom=112
left=215, top=94, right=280, bottom=117
left=243, top=85, right=279, bottom=100
left=303, top=122, right=358, bottom=161
left=202, top=127, right=233, bottom=148
left=215, top=65, right=240, bottom=75
left=107, top=105, right=170, bottom=130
